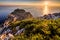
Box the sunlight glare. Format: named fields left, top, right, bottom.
left=43, top=1, right=49, bottom=15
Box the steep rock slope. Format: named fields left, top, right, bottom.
left=4, top=9, right=33, bottom=26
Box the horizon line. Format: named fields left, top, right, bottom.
left=0, top=1, right=60, bottom=7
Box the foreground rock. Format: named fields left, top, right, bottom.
left=0, top=33, right=14, bottom=40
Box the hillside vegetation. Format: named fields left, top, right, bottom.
left=9, top=18, right=60, bottom=40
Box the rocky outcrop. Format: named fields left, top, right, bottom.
left=4, top=9, right=33, bottom=24
left=39, top=13, right=60, bottom=19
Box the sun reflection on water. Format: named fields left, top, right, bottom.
left=43, top=1, right=49, bottom=15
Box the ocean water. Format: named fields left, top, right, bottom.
left=0, top=6, right=60, bottom=24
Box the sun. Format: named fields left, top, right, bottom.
left=43, top=1, right=49, bottom=15
left=45, top=1, right=48, bottom=6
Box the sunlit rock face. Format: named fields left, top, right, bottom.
left=4, top=9, right=33, bottom=23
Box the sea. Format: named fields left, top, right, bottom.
left=0, top=5, right=60, bottom=24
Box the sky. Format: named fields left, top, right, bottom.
left=0, top=0, right=60, bottom=6
left=0, top=0, right=60, bottom=2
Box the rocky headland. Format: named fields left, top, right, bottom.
left=0, top=9, right=60, bottom=40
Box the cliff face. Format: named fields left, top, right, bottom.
left=4, top=9, right=33, bottom=24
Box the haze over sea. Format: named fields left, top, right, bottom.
left=0, top=5, right=60, bottom=23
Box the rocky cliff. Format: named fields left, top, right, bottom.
left=39, top=12, right=60, bottom=19
left=4, top=9, right=33, bottom=25
left=0, top=9, right=33, bottom=34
